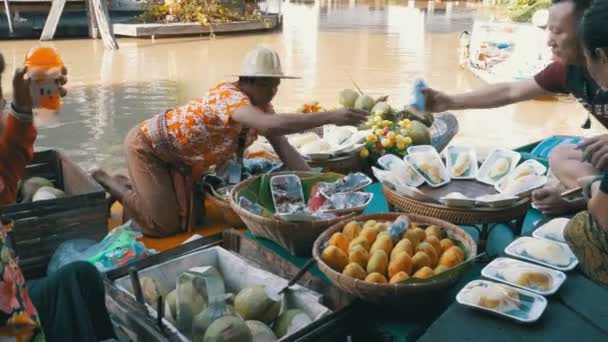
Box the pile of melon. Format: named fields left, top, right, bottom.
left=321, top=219, right=466, bottom=284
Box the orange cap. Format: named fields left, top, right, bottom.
left=24, top=47, right=63, bottom=69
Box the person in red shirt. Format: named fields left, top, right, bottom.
left=0, top=54, right=117, bottom=341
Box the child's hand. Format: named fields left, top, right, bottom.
left=12, top=65, right=68, bottom=113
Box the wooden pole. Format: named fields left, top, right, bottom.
left=40, top=0, right=67, bottom=41
left=90, top=0, right=119, bottom=50
left=3, top=0, right=13, bottom=33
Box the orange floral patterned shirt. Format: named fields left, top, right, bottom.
left=142, top=82, right=268, bottom=171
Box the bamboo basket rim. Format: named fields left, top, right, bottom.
left=228, top=171, right=362, bottom=227
left=313, top=212, right=477, bottom=290
left=382, top=184, right=530, bottom=213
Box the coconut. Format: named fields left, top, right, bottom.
left=140, top=276, right=164, bottom=306
left=176, top=281, right=207, bottom=333
left=372, top=102, right=391, bottom=116
left=20, top=177, right=53, bottom=202
left=192, top=305, right=236, bottom=339
left=272, top=309, right=312, bottom=339
left=203, top=316, right=253, bottom=342
left=245, top=320, right=277, bottom=342
left=407, top=120, right=431, bottom=145
left=165, top=289, right=178, bottom=321
left=339, top=89, right=359, bottom=108
left=234, top=286, right=280, bottom=325
left=354, top=95, right=375, bottom=112
left=32, top=186, right=66, bottom=202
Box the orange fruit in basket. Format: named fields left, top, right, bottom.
left=440, top=239, right=455, bottom=253
left=329, top=232, right=350, bottom=253
left=447, top=245, right=465, bottom=261
left=413, top=266, right=435, bottom=279
left=370, top=235, right=393, bottom=256
left=366, top=250, right=388, bottom=275
left=425, top=236, right=442, bottom=256
left=389, top=271, right=410, bottom=284
left=391, top=239, right=414, bottom=259
left=425, top=225, right=446, bottom=239
left=321, top=246, right=348, bottom=272
left=342, top=221, right=362, bottom=240
left=434, top=265, right=450, bottom=274
left=416, top=242, right=439, bottom=267
left=412, top=251, right=432, bottom=272
left=365, top=272, right=388, bottom=284
left=348, top=236, right=370, bottom=251
left=360, top=227, right=378, bottom=245
left=403, top=230, right=420, bottom=247
left=388, top=252, right=413, bottom=278
left=342, top=262, right=367, bottom=280
left=362, top=220, right=377, bottom=230
left=348, top=245, right=370, bottom=269
left=439, top=247, right=464, bottom=268
left=412, top=227, right=427, bottom=242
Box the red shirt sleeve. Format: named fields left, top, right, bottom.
left=0, top=113, right=37, bottom=205
left=534, top=62, right=568, bottom=93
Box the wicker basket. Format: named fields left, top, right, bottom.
left=313, top=213, right=477, bottom=305
left=229, top=171, right=365, bottom=256
left=308, top=153, right=366, bottom=175
left=207, top=192, right=245, bottom=228
left=382, top=184, right=530, bottom=226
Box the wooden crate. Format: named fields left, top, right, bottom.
left=103, top=230, right=386, bottom=342
left=0, top=150, right=107, bottom=279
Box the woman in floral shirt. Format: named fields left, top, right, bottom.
left=94, top=46, right=368, bottom=237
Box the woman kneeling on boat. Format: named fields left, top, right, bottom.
left=564, top=0, right=608, bottom=287
left=94, top=46, right=368, bottom=237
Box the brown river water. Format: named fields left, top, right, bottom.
left=0, top=0, right=605, bottom=173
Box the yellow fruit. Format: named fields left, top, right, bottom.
left=342, top=263, right=367, bottom=280
left=359, top=148, right=370, bottom=158
left=425, top=236, right=442, bottom=256
left=439, top=247, right=464, bottom=268
left=366, top=134, right=378, bottom=143
left=388, top=252, right=413, bottom=278
left=403, top=230, right=420, bottom=247
left=343, top=221, right=362, bottom=240
left=367, top=250, right=389, bottom=275
left=399, top=128, right=409, bottom=136
left=413, top=266, right=435, bottom=279
left=363, top=220, right=377, bottom=230
left=375, top=129, right=385, bottom=136
left=391, top=239, right=414, bottom=259
left=348, top=245, right=370, bottom=268
left=386, top=131, right=396, bottom=139
left=425, top=225, right=446, bottom=239
left=381, top=138, right=394, bottom=148
left=447, top=245, right=465, bottom=261
left=349, top=236, right=370, bottom=251
left=412, top=251, right=432, bottom=271
left=382, top=120, right=392, bottom=127
left=412, top=227, right=427, bottom=242
left=321, top=246, right=348, bottom=272
left=360, top=227, right=378, bottom=245
left=396, top=142, right=406, bottom=150
left=375, top=222, right=389, bottom=232
left=371, top=125, right=379, bottom=131
left=403, top=137, right=413, bottom=145
left=440, top=239, right=454, bottom=253
left=389, top=271, right=409, bottom=284
left=370, top=235, right=394, bottom=256
left=416, top=242, right=439, bottom=267
left=377, top=231, right=391, bottom=240
left=434, top=265, right=450, bottom=274
left=365, top=272, right=388, bottom=284
left=374, top=115, right=383, bottom=123
left=399, top=119, right=411, bottom=128
left=329, top=232, right=350, bottom=254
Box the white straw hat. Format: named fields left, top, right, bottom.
left=235, top=46, right=300, bottom=79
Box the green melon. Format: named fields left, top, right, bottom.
left=272, top=309, right=312, bottom=339
left=371, top=102, right=391, bottom=116
left=203, top=316, right=252, bottom=342
left=354, top=95, right=375, bottom=112
left=192, top=305, right=236, bottom=341
left=407, top=120, right=432, bottom=145
left=234, top=287, right=280, bottom=325
left=339, top=89, right=360, bottom=108
left=245, top=321, right=277, bottom=342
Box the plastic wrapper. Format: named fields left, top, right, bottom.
left=239, top=196, right=264, bottom=215
left=387, top=215, right=410, bottom=240
left=408, top=79, right=427, bottom=115
left=270, top=175, right=307, bottom=215
left=320, top=172, right=372, bottom=198
left=307, top=183, right=329, bottom=212
left=47, top=221, right=155, bottom=274
left=324, top=192, right=372, bottom=210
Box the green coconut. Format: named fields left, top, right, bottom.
left=32, top=186, right=66, bottom=202
left=20, top=177, right=53, bottom=202
left=371, top=101, right=391, bottom=116
left=246, top=321, right=277, bottom=342
left=165, top=289, right=178, bottom=320
left=192, top=305, right=237, bottom=339
left=234, top=287, right=280, bottom=325
left=407, top=120, right=432, bottom=145
left=203, top=316, right=253, bottom=342
left=339, top=89, right=360, bottom=108
left=354, top=95, right=376, bottom=112
left=176, top=281, right=207, bottom=333
left=272, top=309, right=312, bottom=339
left=139, top=276, right=165, bottom=307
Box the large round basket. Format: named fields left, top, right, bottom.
left=313, top=213, right=477, bottom=305
left=206, top=191, right=245, bottom=228
left=229, top=171, right=364, bottom=256
left=382, top=184, right=530, bottom=227
left=307, top=153, right=366, bottom=175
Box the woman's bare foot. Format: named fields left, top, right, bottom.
left=114, top=174, right=132, bottom=190
left=91, top=169, right=130, bottom=201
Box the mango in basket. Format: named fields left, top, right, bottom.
left=375, top=222, right=389, bottom=232
left=365, top=272, right=388, bottom=284
left=329, top=232, right=350, bottom=254
left=412, top=227, right=427, bottom=242
left=416, top=242, right=439, bottom=267
left=425, top=236, right=442, bottom=256
left=362, top=220, right=377, bottom=230
left=426, top=225, right=446, bottom=239
left=360, top=227, right=378, bottom=245
left=439, top=246, right=464, bottom=268
left=440, top=239, right=455, bottom=253
left=448, top=245, right=465, bottom=260
left=203, top=316, right=252, bottom=342
left=388, top=252, right=413, bottom=278
left=403, top=230, right=421, bottom=247
left=413, top=266, right=435, bottom=279
left=370, top=235, right=393, bottom=256
left=322, top=246, right=349, bottom=272
left=343, top=221, right=362, bottom=240
left=367, top=250, right=389, bottom=275
left=343, top=262, right=367, bottom=280
left=412, top=251, right=432, bottom=271
left=434, top=265, right=450, bottom=274
left=389, top=271, right=410, bottom=284
left=349, top=235, right=371, bottom=251
left=348, top=245, right=370, bottom=268
left=234, top=286, right=281, bottom=325
left=391, top=239, right=414, bottom=259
